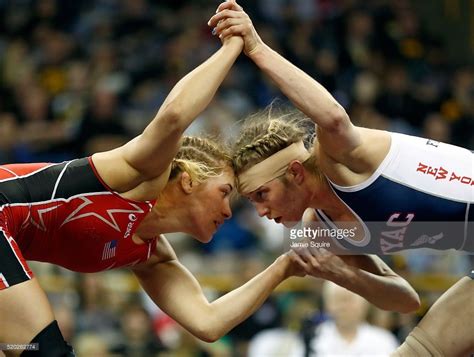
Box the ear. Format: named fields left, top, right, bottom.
left=180, top=172, right=194, bottom=194
left=286, top=160, right=305, bottom=185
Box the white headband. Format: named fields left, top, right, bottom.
left=238, top=141, right=310, bottom=194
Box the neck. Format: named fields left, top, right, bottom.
left=307, top=175, right=344, bottom=217
left=136, top=184, right=192, bottom=239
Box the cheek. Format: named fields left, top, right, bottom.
left=282, top=192, right=304, bottom=217
left=269, top=197, right=288, bottom=215
left=203, top=193, right=221, bottom=213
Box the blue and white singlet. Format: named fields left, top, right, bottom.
left=315, top=132, right=473, bottom=254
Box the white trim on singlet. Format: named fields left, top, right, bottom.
left=0, top=166, right=19, bottom=177
left=5, top=191, right=113, bottom=207
left=315, top=185, right=372, bottom=248
left=51, top=160, right=73, bottom=200
left=0, top=227, right=32, bottom=279
left=461, top=203, right=471, bottom=250
left=328, top=133, right=473, bottom=203
left=147, top=241, right=153, bottom=258
left=0, top=162, right=60, bottom=183
left=0, top=273, right=9, bottom=287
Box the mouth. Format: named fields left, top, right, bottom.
left=213, top=220, right=223, bottom=229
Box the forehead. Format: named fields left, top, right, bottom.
left=207, top=167, right=235, bottom=186
left=244, top=177, right=283, bottom=198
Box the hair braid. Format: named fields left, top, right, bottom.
left=232, top=106, right=318, bottom=177
left=170, top=136, right=231, bottom=183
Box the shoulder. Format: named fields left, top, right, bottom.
left=92, top=150, right=171, bottom=201
left=302, top=207, right=317, bottom=223
left=317, top=128, right=392, bottom=186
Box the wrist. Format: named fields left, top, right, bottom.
left=222, top=36, right=244, bottom=52
left=272, top=254, right=291, bottom=280
left=332, top=263, right=358, bottom=288
left=247, top=43, right=271, bottom=63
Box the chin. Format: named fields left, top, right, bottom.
left=200, top=234, right=213, bottom=243
left=282, top=220, right=299, bottom=228
left=281, top=212, right=303, bottom=228
left=193, top=229, right=214, bottom=243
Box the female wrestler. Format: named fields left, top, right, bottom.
left=0, top=35, right=303, bottom=357
left=209, top=2, right=473, bottom=356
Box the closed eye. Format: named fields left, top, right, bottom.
left=255, top=190, right=267, bottom=202
left=222, top=184, right=233, bottom=197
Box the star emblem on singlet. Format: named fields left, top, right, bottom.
left=60, top=195, right=145, bottom=232
left=30, top=204, right=62, bottom=231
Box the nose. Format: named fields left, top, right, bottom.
left=222, top=199, right=232, bottom=219
left=255, top=203, right=269, bottom=218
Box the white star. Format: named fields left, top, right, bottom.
left=60, top=196, right=145, bottom=232
left=30, top=205, right=61, bottom=231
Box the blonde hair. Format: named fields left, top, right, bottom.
left=232, top=105, right=319, bottom=178
left=170, top=136, right=232, bottom=183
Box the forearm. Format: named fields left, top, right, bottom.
left=250, top=45, right=348, bottom=129
left=207, top=258, right=287, bottom=338
left=122, top=39, right=242, bottom=176
left=135, top=255, right=290, bottom=343
left=334, top=266, right=420, bottom=313
left=148, top=40, right=242, bottom=134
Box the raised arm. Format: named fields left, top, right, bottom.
left=132, top=236, right=303, bottom=342
left=208, top=3, right=361, bottom=160
left=92, top=36, right=243, bottom=193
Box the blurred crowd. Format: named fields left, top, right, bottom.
left=0, top=0, right=472, bottom=356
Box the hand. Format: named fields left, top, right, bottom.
left=277, top=251, right=307, bottom=279
left=208, top=1, right=264, bottom=57
left=221, top=32, right=244, bottom=49
left=291, top=246, right=352, bottom=282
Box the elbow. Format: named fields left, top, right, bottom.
left=199, top=333, right=221, bottom=344
left=189, top=314, right=224, bottom=343
left=390, top=286, right=421, bottom=314
left=401, top=291, right=421, bottom=313
left=325, top=105, right=351, bottom=132
left=193, top=325, right=222, bottom=343
left=157, top=101, right=186, bottom=133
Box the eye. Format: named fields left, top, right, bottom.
left=256, top=190, right=267, bottom=201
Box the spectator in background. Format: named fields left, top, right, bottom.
left=310, top=281, right=398, bottom=356
left=111, top=304, right=165, bottom=357
left=73, top=333, right=111, bottom=357
left=247, top=294, right=318, bottom=357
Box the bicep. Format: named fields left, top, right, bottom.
left=91, top=133, right=177, bottom=193
left=134, top=259, right=212, bottom=335
left=132, top=236, right=211, bottom=333
left=122, top=126, right=182, bottom=179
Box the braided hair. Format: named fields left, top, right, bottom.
left=170, top=136, right=232, bottom=183
left=232, top=105, right=317, bottom=178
